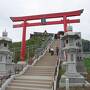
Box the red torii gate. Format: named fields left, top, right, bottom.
left=10, top=9, right=83, bottom=61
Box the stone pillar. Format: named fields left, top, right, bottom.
left=66, top=53, right=77, bottom=74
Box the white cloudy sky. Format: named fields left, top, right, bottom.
left=0, top=0, right=90, bottom=42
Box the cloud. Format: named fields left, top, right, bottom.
left=0, top=0, right=90, bottom=41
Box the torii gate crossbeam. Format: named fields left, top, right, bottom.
left=10, top=9, right=83, bottom=61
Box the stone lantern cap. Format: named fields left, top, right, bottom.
left=0, top=31, right=12, bottom=42
left=67, top=25, right=73, bottom=31
left=61, top=32, right=81, bottom=40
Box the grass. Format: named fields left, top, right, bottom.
left=84, top=58, right=90, bottom=71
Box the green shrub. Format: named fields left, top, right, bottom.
left=84, top=58, right=90, bottom=70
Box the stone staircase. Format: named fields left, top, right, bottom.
left=5, top=40, right=59, bottom=90
left=6, top=66, right=55, bottom=90
left=25, top=66, right=55, bottom=76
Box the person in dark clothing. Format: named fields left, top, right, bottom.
left=56, top=47, right=59, bottom=56
left=49, top=48, right=51, bottom=53
left=50, top=48, right=54, bottom=56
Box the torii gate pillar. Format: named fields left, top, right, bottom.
left=63, top=16, right=67, bottom=32
left=21, top=22, right=26, bottom=61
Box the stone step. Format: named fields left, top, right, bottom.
left=12, top=79, right=52, bottom=85
left=6, top=86, right=52, bottom=90
left=25, top=72, right=54, bottom=75
left=25, top=71, right=54, bottom=75
left=25, top=70, right=54, bottom=75
left=15, top=75, right=53, bottom=81
left=24, top=73, right=53, bottom=76
left=26, top=70, right=54, bottom=73
left=26, top=69, right=55, bottom=73
left=28, top=66, right=55, bottom=69
left=26, top=66, right=55, bottom=73
left=9, top=82, right=52, bottom=88
left=27, top=66, right=55, bottom=69
left=28, top=66, right=55, bottom=70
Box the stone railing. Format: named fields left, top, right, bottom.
left=53, top=56, right=61, bottom=90
left=0, top=63, right=26, bottom=88
left=0, top=64, right=29, bottom=90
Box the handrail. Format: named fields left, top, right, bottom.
left=53, top=56, right=61, bottom=90
left=0, top=74, right=11, bottom=87
left=14, top=64, right=25, bottom=74
left=0, top=63, right=26, bottom=87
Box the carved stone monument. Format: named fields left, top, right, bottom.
left=0, top=31, right=14, bottom=76
left=59, top=26, right=85, bottom=87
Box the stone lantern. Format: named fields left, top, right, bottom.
left=59, top=26, right=85, bottom=87
left=0, top=31, right=14, bottom=76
